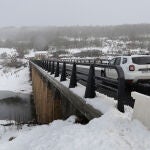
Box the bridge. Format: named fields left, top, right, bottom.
left=29, top=59, right=138, bottom=124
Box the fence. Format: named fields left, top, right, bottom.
left=31, top=59, right=128, bottom=113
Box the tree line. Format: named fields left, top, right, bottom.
left=0, top=24, right=150, bottom=52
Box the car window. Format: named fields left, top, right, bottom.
left=132, top=57, right=150, bottom=65
left=109, top=58, right=115, bottom=65
left=114, top=57, right=121, bottom=65
left=122, top=58, right=127, bottom=64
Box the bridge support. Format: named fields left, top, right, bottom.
left=32, top=67, right=62, bottom=123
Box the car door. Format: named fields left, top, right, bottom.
left=105, top=58, right=116, bottom=78
left=106, top=57, right=121, bottom=79
left=112, top=57, right=121, bottom=79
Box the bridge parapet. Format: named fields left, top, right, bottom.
left=30, top=61, right=103, bottom=123
left=30, top=60, right=131, bottom=124
left=31, top=59, right=130, bottom=117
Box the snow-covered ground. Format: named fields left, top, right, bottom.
left=0, top=63, right=32, bottom=94
left=0, top=48, right=17, bottom=57
left=53, top=75, right=116, bottom=114
left=0, top=107, right=150, bottom=150
left=0, top=48, right=32, bottom=94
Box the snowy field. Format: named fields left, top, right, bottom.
left=0, top=48, right=32, bottom=93
left=0, top=65, right=32, bottom=94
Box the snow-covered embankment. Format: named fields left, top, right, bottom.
left=0, top=64, right=32, bottom=94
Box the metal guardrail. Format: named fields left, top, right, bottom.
left=61, top=58, right=109, bottom=65
left=31, top=59, right=129, bottom=113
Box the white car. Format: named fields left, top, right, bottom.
left=102, top=55, right=150, bottom=84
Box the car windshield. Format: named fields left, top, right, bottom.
left=132, top=56, right=150, bottom=65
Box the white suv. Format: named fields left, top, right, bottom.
left=102, top=55, right=150, bottom=84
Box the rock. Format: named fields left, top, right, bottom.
left=9, top=137, right=16, bottom=141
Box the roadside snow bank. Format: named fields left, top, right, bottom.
left=0, top=108, right=150, bottom=150
left=0, top=65, right=32, bottom=94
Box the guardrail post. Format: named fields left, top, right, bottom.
left=40, top=60, right=42, bottom=67
left=69, top=62, right=77, bottom=88
left=117, top=67, right=127, bottom=112
left=34, top=60, right=37, bottom=65
left=60, top=62, right=66, bottom=81
left=46, top=60, right=49, bottom=71
left=55, top=62, right=59, bottom=77
left=48, top=61, right=51, bottom=72
left=84, top=64, right=96, bottom=98
left=42, top=60, right=44, bottom=68
left=117, top=73, right=125, bottom=113
left=44, top=60, right=47, bottom=70
left=36, top=60, right=39, bottom=66
left=51, top=61, right=55, bottom=75
left=36, top=60, right=38, bottom=65
left=44, top=60, right=46, bottom=70
left=43, top=60, right=45, bottom=69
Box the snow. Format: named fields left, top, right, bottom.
left=0, top=48, right=31, bottom=94
left=59, top=38, right=150, bottom=59
left=0, top=48, right=17, bottom=57
left=35, top=51, right=47, bottom=54
left=132, top=92, right=150, bottom=129
left=0, top=64, right=32, bottom=94
left=101, top=46, right=110, bottom=53
left=0, top=108, right=150, bottom=150
left=67, top=47, right=103, bottom=54
left=67, top=82, right=116, bottom=113
left=24, top=50, right=48, bottom=59
left=54, top=74, right=115, bottom=114
left=24, top=49, right=35, bottom=58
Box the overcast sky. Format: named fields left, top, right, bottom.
left=0, top=0, right=149, bottom=27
